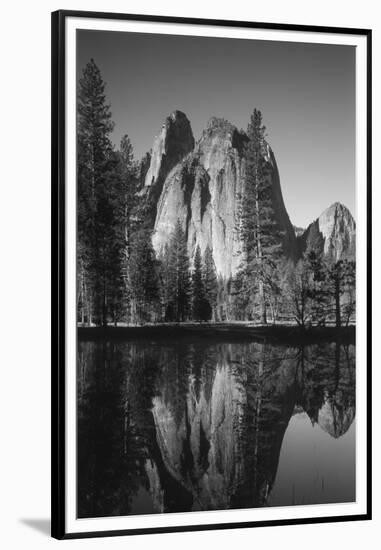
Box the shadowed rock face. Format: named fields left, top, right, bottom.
left=298, top=202, right=356, bottom=261
left=152, top=115, right=297, bottom=278
left=144, top=111, right=195, bottom=192
left=139, top=111, right=195, bottom=221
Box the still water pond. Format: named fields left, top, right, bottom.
left=77, top=338, right=355, bottom=518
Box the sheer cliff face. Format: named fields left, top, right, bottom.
left=298, top=202, right=356, bottom=261
left=148, top=113, right=297, bottom=279
left=140, top=111, right=195, bottom=220
left=144, top=111, right=194, bottom=189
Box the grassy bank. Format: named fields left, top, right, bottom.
left=77, top=323, right=355, bottom=345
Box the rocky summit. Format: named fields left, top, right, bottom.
left=298, top=202, right=356, bottom=261
left=144, top=111, right=194, bottom=192
left=149, top=113, right=297, bottom=279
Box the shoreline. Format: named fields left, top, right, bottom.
left=77, top=323, right=355, bottom=345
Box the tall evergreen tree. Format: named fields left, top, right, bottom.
left=342, top=260, right=356, bottom=326
left=238, top=108, right=284, bottom=324
left=191, top=246, right=211, bottom=321
left=129, top=228, right=160, bottom=323
left=202, top=245, right=218, bottom=320
left=305, top=250, right=330, bottom=325
left=325, top=259, right=356, bottom=328
left=191, top=246, right=204, bottom=320
left=167, top=221, right=191, bottom=322
left=77, top=58, right=121, bottom=326
left=231, top=269, right=254, bottom=320
left=102, top=151, right=128, bottom=326
left=117, top=134, right=138, bottom=321
left=158, top=244, right=173, bottom=321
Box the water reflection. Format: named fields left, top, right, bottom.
left=77, top=339, right=355, bottom=518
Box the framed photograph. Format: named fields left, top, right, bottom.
left=51, top=10, right=372, bottom=540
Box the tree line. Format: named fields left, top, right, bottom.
left=77, top=59, right=355, bottom=328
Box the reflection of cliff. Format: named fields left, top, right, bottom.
left=150, top=343, right=298, bottom=511
left=152, top=361, right=246, bottom=510
left=77, top=339, right=356, bottom=518
left=297, top=343, right=356, bottom=438
left=317, top=399, right=355, bottom=438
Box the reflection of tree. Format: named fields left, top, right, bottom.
left=77, top=338, right=356, bottom=518
left=231, top=344, right=298, bottom=507
left=77, top=341, right=194, bottom=518
left=77, top=342, right=158, bottom=518
left=154, top=344, right=192, bottom=427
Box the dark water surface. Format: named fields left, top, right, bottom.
left=77, top=338, right=355, bottom=518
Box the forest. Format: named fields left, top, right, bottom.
left=77, top=59, right=356, bottom=329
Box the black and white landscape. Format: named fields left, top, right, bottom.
left=76, top=32, right=356, bottom=518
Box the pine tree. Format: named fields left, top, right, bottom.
left=341, top=260, right=356, bottom=326
left=264, top=258, right=289, bottom=324
left=77, top=59, right=132, bottom=326
left=101, top=151, right=127, bottom=326
left=231, top=269, right=254, bottom=320
left=191, top=246, right=204, bottom=320
left=238, top=108, right=284, bottom=324
left=305, top=250, right=330, bottom=325
left=117, top=134, right=138, bottom=321
left=167, top=221, right=191, bottom=322
left=329, top=261, right=344, bottom=327
left=129, top=228, right=160, bottom=323
left=158, top=244, right=173, bottom=321
left=325, top=259, right=356, bottom=328
left=217, top=276, right=233, bottom=321
left=77, top=58, right=118, bottom=326
left=191, top=246, right=211, bottom=321
left=202, top=245, right=218, bottom=320
left=305, top=251, right=352, bottom=327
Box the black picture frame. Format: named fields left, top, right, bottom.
left=51, top=9, right=372, bottom=540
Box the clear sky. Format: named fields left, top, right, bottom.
left=77, top=30, right=355, bottom=228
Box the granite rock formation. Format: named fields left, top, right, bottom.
left=298, top=202, right=356, bottom=261
left=142, top=111, right=194, bottom=198
left=146, top=114, right=297, bottom=279
left=140, top=111, right=355, bottom=276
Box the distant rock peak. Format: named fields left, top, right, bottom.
left=321, top=201, right=352, bottom=218
left=298, top=202, right=356, bottom=261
